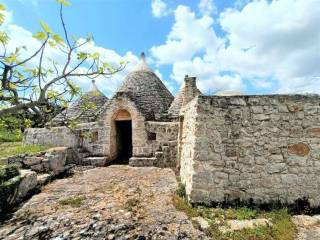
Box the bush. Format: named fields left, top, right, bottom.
left=0, top=129, right=22, bottom=142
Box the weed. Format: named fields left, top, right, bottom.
left=172, top=194, right=296, bottom=240
left=58, top=196, right=86, bottom=208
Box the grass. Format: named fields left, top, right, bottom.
left=0, top=129, right=22, bottom=142
left=58, top=196, right=86, bottom=208
left=173, top=181, right=296, bottom=240
left=0, top=142, right=50, bottom=159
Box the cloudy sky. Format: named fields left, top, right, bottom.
left=2, top=0, right=320, bottom=96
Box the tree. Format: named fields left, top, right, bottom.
left=0, top=0, right=125, bottom=128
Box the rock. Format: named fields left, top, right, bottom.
left=288, top=143, right=310, bottom=157
left=192, top=217, right=210, bottom=231
left=293, top=215, right=320, bottom=240
left=293, top=215, right=320, bottom=227
left=267, top=163, right=287, bottom=174
left=17, top=170, right=38, bottom=200
left=23, top=156, right=43, bottom=166
left=83, top=157, right=107, bottom=167
left=306, top=128, right=320, bottom=137
left=30, top=164, right=44, bottom=172
left=220, top=219, right=272, bottom=233
left=37, top=174, right=51, bottom=186
left=45, top=147, right=68, bottom=175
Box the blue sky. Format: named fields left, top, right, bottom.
left=2, top=0, right=320, bottom=96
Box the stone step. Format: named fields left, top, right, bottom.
left=129, top=157, right=157, bottom=167
left=82, top=157, right=107, bottom=167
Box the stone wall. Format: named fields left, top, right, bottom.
left=145, top=121, right=179, bottom=168
left=24, top=122, right=106, bottom=156
left=180, top=95, right=320, bottom=207
left=24, top=127, right=78, bottom=147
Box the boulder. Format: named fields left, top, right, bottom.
left=23, top=156, right=43, bottom=166
left=45, top=147, right=68, bottom=175
left=17, top=169, right=38, bottom=200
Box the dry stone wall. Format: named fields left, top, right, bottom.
left=180, top=95, right=320, bottom=207
left=145, top=121, right=179, bottom=169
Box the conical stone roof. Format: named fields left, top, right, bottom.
left=52, top=80, right=108, bottom=126
left=114, top=53, right=173, bottom=120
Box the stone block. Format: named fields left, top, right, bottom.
left=267, top=163, right=287, bottom=174
left=288, top=143, right=310, bottom=156
left=23, top=157, right=43, bottom=166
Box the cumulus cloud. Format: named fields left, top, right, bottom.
left=151, top=0, right=169, bottom=18
left=151, top=0, right=320, bottom=94
left=150, top=5, right=240, bottom=92
left=151, top=5, right=223, bottom=64
left=198, top=0, right=217, bottom=16
left=218, top=0, right=320, bottom=93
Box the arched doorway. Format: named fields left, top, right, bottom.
left=113, top=110, right=132, bottom=164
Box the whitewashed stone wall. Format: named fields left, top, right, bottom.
left=180, top=95, right=320, bottom=207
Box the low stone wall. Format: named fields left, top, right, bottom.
left=24, top=127, right=78, bottom=147
left=145, top=121, right=179, bottom=169
left=24, top=122, right=106, bottom=156
left=180, top=95, right=320, bottom=207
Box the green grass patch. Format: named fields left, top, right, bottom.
left=0, top=129, right=22, bottom=142
left=172, top=195, right=296, bottom=240
left=59, top=196, right=86, bottom=208
left=0, top=142, right=50, bottom=159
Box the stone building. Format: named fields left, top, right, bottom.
left=24, top=53, right=320, bottom=207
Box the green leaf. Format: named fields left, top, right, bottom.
left=0, top=4, right=6, bottom=11
left=48, top=40, right=57, bottom=48
left=56, top=0, right=71, bottom=7
left=90, top=52, right=100, bottom=60
left=77, top=52, right=87, bottom=60
left=53, top=34, right=65, bottom=46
left=33, top=31, right=47, bottom=41
left=0, top=31, right=9, bottom=44
left=5, top=54, right=18, bottom=64
left=39, top=20, right=52, bottom=34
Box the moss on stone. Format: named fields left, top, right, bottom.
left=0, top=164, right=19, bottom=183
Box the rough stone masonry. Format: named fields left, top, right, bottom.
left=23, top=53, right=320, bottom=207
left=179, top=95, right=320, bottom=207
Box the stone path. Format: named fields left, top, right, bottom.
left=0, top=166, right=208, bottom=240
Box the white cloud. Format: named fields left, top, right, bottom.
left=151, top=5, right=223, bottom=64
left=151, top=0, right=169, bottom=18
left=151, top=0, right=320, bottom=94
left=150, top=5, right=241, bottom=92
left=218, top=0, right=320, bottom=93
left=198, top=0, right=217, bottom=16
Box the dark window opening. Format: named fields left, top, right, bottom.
left=147, top=132, right=157, bottom=141
left=114, top=120, right=132, bottom=164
